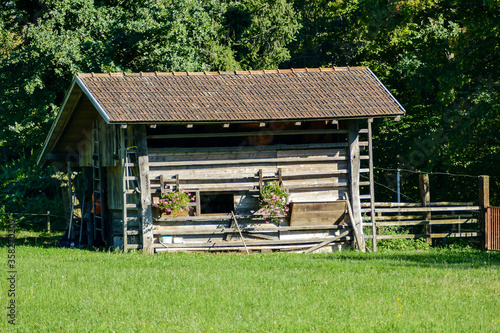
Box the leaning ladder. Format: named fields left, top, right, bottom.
left=120, top=127, right=141, bottom=251
left=93, top=121, right=105, bottom=245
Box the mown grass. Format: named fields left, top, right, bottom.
left=1, top=234, right=500, bottom=332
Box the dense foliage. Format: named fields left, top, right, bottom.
left=0, top=0, right=498, bottom=226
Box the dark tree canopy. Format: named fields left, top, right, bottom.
left=0, top=0, right=498, bottom=222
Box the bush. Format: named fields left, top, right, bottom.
left=375, top=226, right=431, bottom=251
left=0, top=158, right=65, bottom=231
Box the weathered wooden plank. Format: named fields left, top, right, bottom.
left=242, top=232, right=278, bottom=240
left=149, top=164, right=349, bottom=180
left=362, top=214, right=475, bottom=221
left=152, top=224, right=348, bottom=235
left=366, top=232, right=481, bottom=240
left=149, top=150, right=276, bottom=163
left=148, top=156, right=349, bottom=167
left=149, top=147, right=345, bottom=162
left=304, top=230, right=351, bottom=254
left=348, top=120, right=365, bottom=251
left=366, top=206, right=481, bottom=213
left=346, top=193, right=363, bottom=251
left=152, top=235, right=352, bottom=248
left=361, top=218, right=479, bottom=227
left=148, top=142, right=349, bottom=155
left=135, top=125, right=154, bottom=253
left=154, top=242, right=351, bottom=253
left=147, top=128, right=349, bottom=140
left=289, top=190, right=344, bottom=203
left=361, top=202, right=476, bottom=208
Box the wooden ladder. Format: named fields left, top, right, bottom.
left=92, top=121, right=105, bottom=245
left=120, top=127, right=141, bottom=251
left=359, top=119, right=376, bottom=251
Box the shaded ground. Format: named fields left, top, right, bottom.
left=0, top=230, right=63, bottom=248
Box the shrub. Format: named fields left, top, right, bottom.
left=375, top=226, right=431, bottom=251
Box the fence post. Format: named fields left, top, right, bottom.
left=479, top=175, right=490, bottom=250
left=47, top=211, right=51, bottom=233
left=419, top=173, right=431, bottom=244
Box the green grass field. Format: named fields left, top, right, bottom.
left=1, top=232, right=500, bottom=332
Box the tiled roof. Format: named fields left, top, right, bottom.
left=76, top=67, right=405, bottom=123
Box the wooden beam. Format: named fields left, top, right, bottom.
left=348, top=119, right=365, bottom=251
left=149, top=142, right=349, bottom=154
left=362, top=218, right=479, bottom=227
left=135, top=125, right=154, bottom=253
left=153, top=236, right=352, bottom=249
left=231, top=212, right=249, bottom=254
left=368, top=232, right=481, bottom=240
left=148, top=156, right=349, bottom=167
left=147, top=129, right=350, bottom=140
left=67, top=162, right=74, bottom=240
left=345, top=194, right=363, bottom=251
left=365, top=206, right=481, bottom=213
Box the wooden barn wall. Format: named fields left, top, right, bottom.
left=78, top=121, right=94, bottom=167
left=147, top=144, right=350, bottom=215
left=78, top=120, right=119, bottom=167
left=106, top=166, right=122, bottom=210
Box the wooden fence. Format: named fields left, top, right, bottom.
left=361, top=202, right=481, bottom=244
left=0, top=211, right=60, bottom=232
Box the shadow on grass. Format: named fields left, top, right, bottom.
left=313, top=248, right=500, bottom=268
left=0, top=230, right=111, bottom=252
left=0, top=230, right=65, bottom=248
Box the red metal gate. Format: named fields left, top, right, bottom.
left=486, top=207, right=500, bottom=251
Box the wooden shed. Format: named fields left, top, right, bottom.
left=38, top=67, right=405, bottom=253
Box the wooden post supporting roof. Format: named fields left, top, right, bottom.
left=348, top=120, right=365, bottom=251
left=135, top=125, right=154, bottom=253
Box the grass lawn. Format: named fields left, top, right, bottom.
left=1, top=232, right=500, bottom=332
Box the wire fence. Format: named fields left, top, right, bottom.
left=0, top=211, right=66, bottom=232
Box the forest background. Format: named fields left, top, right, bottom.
left=0, top=0, right=498, bottom=230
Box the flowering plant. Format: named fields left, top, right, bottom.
left=258, top=181, right=289, bottom=224
left=153, top=190, right=195, bottom=217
